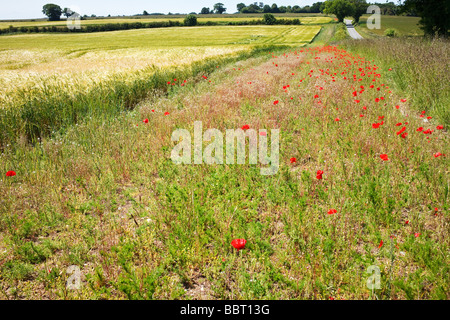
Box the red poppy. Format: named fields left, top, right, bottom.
left=273, top=100, right=279, bottom=105
left=395, top=105, right=400, bottom=109
left=290, top=157, right=297, bottom=163
left=414, top=233, right=420, bottom=238
left=241, top=124, right=250, bottom=130
left=335, top=118, right=340, bottom=122
left=328, top=209, right=337, bottom=215
left=372, top=123, right=381, bottom=129
left=164, top=112, right=170, bottom=116
left=143, top=119, right=149, bottom=123
left=401, top=99, right=407, bottom=103
left=231, top=239, right=247, bottom=251
left=380, top=154, right=389, bottom=161
left=395, top=123, right=402, bottom=126
left=359, top=114, right=364, bottom=117
left=378, top=240, right=383, bottom=248
left=6, top=171, right=16, bottom=177
left=401, top=133, right=408, bottom=139
left=434, top=152, right=442, bottom=158
left=316, top=170, right=323, bottom=179
left=436, top=125, right=444, bottom=130
left=396, top=127, right=406, bottom=135
left=202, top=75, right=208, bottom=79
left=416, top=127, right=423, bottom=132
left=314, top=94, right=319, bottom=99
left=405, top=220, right=409, bottom=224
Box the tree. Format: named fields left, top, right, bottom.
left=143, top=10, right=149, bottom=15
left=271, top=3, right=280, bottom=13
left=402, top=0, right=449, bottom=36
left=214, top=3, right=226, bottom=14
left=310, top=2, right=324, bottom=13
left=184, top=14, right=197, bottom=26
left=263, top=13, right=277, bottom=25
left=323, top=0, right=355, bottom=23
left=200, top=7, right=211, bottom=14
left=263, top=4, right=272, bottom=12
left=349, top=0, right=368, bottom=23
left=237, top=3, right=246, bottom=12
left=42, top=3, right=62, bottom=21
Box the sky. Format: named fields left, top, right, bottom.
left=0, top=1, right=322, bottom=20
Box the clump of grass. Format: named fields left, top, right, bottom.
left=330, top=22, right=349, bottom=42
left=384, top=28, right=398, bottom=37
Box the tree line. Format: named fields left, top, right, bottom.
left=322, top=0, right=448, bottom=36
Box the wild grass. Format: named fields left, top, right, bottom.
left=339, top=37, right=450, bottom=126
left=0, top=22, right=448, bottom=301
left=1, top=42, right=448, bottom=300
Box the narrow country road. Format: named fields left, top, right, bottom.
left=344, top=19, right=363, bottom=39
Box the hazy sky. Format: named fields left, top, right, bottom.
left=1, top=1, right=321, bottom=20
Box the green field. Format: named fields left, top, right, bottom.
left=0, top=25, right=323, bottom=50
left=0, top=15, right=333, bottom=29
left=356, top=14, right=423, bottom=37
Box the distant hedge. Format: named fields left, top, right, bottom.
left=0, top=18, right=301, bottom=35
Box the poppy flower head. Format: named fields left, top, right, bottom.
left=143, top=119, right=149, bottom=123
left=290, top=157, right=297, bottom=164
left=316, top=170, right=324, bottom=179
left=6, top=171, right=16, bottom=177
left=164, top=112, right=170, bottom=116
left=328, top=209, right=337, bottom=215
left=241, top=124, right=250, bottom=130
left=436, top=125, right=444, bottom=130
left=378, top=240, right=383, bottom=248
left=231, top=239, right=247, bottom=251
left=380, top=154, right=389, bottom=161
